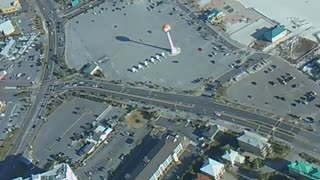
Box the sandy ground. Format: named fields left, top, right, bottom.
left=235, top=0, right=320, bottom=41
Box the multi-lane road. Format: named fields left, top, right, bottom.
left=58, top=80, right=320, bottom=152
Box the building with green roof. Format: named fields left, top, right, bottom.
left=206, top=8, right=225, bottom=24
left=288, top=160, right=320, bottom=179
left=71, top=0, right=80, bottom=7
left=264, top=24, right=287, bottom=43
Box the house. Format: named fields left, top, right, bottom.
left=207, top=8, right=225, bottom=24
left=288, top=160, right=320, bottom=180
left=221, top=149, right=245, bottom=166
left=264, top=24, right=287, bottom=43
left=135, top=134, right=189, bottom=180
left=201, top=125, right=220, bottom=141
left=80, top=63, right=102, bottom=76
left=0, top=20, right=15, bottom=36
left=237, top=130, right=272, bottom=158
left=200, top=158, right=225, bottom=180
left=13, top=163, right=78, bottom=180
left=0, top=0, right=20, bottom=14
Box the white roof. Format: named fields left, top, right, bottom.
left=0, top=20, right=15, bottom=35
left=221, top=149, right=245, bottom=164
left=0, top=0, right=17, bottom=8
left=237, top=130, right=270, bottom=149
left=94, top=125, right=105, bottom=133
left=200, top=158, right=224, bottom=177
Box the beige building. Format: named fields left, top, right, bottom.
left=237, top=130, right=272, bottom=158
left=0, top=0, right=20, bottom=14
left=135, top=134, right=189, bottom=180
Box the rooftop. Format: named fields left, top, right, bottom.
left=13, top=163, right=77, bottom=180
left=207, top=8, right=222, bottom=19
left=221, top=149, right=245, bottom=164
left=237, top=130, right=270, bottom=149
left=135, top=134, right=189, bottom=180
left=80, top=63, right=99, bottom=74
left=288, top=160, right=320, bottom=180
left=264, top=24, right=286, bottom=40
left=0, top=0, right=18, bottom=8
left=200, top=158, right=224, bottom=177
left=0, top=20, right=15, bottom=35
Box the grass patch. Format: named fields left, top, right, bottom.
left=125, top=110, right=147, bottom=129
left=0, top=129, right=19, bottom=160
left=270, top=141, right=290, bottom=158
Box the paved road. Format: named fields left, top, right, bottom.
left=7, top=0, right=61, bottom=155
left=60, top=81, right=320, bottom=153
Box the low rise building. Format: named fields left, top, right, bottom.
left=264, top=24, right=288, bottom=43
left=80, top=63, right=102, bottom=76
left=70, top=0, right=80, bottom=7
left=200, top=158, right=225, bottom=180
left=86, top=125, right=112, bottom=145
left=201, top=125, right=220, bottom=141
left=0, top=20, right=15, bottom=36
left=0, top=101, right=5, bottom=112
left=221, top=149, right=245, bottom=166
left=135, top=134, right=189, bottom=180
left=207, top=8, right=225, bottom=24
left=0, top=0, right=20, bottom=14
left=237, top=130, right=272, bottom=158
left=13, top=163, right=78, bottom=180
left=288, top=160, right=320, bottom=180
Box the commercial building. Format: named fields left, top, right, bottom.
left=135, top=134, right=189, bottom=180
left=221, top=149, right=245, bottom=166
left=13, top=163, right=78, bottom=180
left=264, top=24, right=287, bottom=43
left=0, top=37, right=15, bottom=58
left=0, top=20, right=15, bottom=36
left=200, top=158, right=225, bottom=180
left=237, top=130, right=272, bottom=158
left=86, top=125, right=113, bottom=145
left=288, top=160, right=320, bottom=180
left=80, top=63, right=102, bottom=76
left=0, top=0, right=20, bottom=14
left=207, top=8, right=225, bottom=24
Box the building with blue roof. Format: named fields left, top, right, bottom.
left=264, top=24, right=287, bottom=43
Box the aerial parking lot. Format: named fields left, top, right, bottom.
left=226, top=55, right=320, bottom=122
left=32, top=97, right=120, bottom=167
left=65, top=0, right=240, bottom=90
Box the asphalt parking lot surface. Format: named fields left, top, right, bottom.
left=75, top=122, right=149, bottom=179
left=65, top=0, right=239, bottom=90
left=32, top=97, right=109, bottom=167
left=226, top=55, right=320, bottom=121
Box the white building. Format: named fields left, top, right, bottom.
left=200, top=158, right=225, bottom=180
left=13, top=163, right=78, bottom=180
left=221, top=149, right=245, bottom=166
left=237, top=130, right=272, bottom=158
left=0, top=37, right=15, bottom=58
left=86, top=125, right=113, bottom=144
left=0, top=20, right=15, bottom=36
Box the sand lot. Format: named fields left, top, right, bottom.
left=236, top=0, right=320, bottom=40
